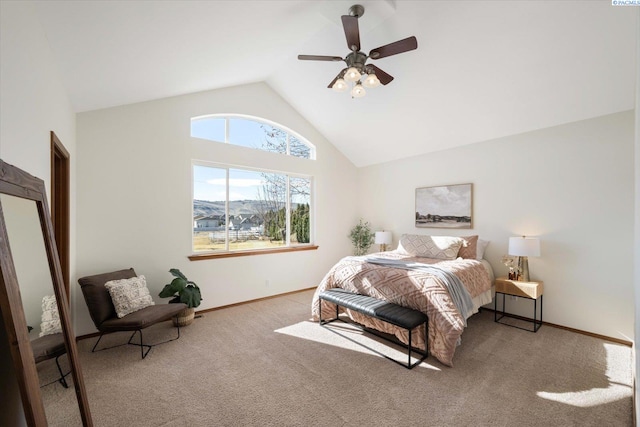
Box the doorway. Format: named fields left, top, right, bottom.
left=50, top=131, right=70, bottom=296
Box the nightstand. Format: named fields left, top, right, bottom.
left=494, top=277, right=543, bottom=332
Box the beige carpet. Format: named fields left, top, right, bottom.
left=39, top=290, right=633, bottom=426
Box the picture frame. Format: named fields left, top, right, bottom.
left=415, top=183, right=473, bottom=229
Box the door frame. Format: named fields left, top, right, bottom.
left=50, top=131, right=70, bottom=296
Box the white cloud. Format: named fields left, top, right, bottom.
left=207, top=178, right=263, bottom=187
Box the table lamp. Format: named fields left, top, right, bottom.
left=508, top=236, right=540, bottom=282
left=375, top=231, right=393, bottom=252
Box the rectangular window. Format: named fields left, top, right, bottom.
left=193, top=163, right=313, bottom=253
left=289, top=177, right=311, bottom=244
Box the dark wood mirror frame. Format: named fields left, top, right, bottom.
left=0, top=159, right=92, bottom=426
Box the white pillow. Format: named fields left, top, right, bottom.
left=39, top=294, right=62, bottom=337
left=477, top=239, right=490, bottom=260
left=105, top=275, right=155, bottom=318
left=397, top=234, right=464, bottom=260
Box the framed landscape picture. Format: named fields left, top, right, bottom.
left=415, top=183, right=472, bottom=229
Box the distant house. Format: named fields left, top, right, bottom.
left=194, top=215, right=224, bottom=229
left=229, top=214, right=263, bottom=231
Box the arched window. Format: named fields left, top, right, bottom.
left=190, top=115, right=315, bottom=257
left=191, top=114, right=315, bottom=160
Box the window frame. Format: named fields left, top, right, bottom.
left=190, top=114, right=316, bottom=160
left=190, top=160, right=315, bottom=259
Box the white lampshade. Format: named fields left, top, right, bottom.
left=375, top=231, right=392, bottom=245
left=362, top=73, right=381, bottom=88
left=332, top=78, right=348, bottom=92
left=508, top=236, right=541, bottom=257
left=344, top=67, right=361, bottom=82
left=351, top=83, right=366, bottom=98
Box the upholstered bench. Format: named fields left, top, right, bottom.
left=318, top=288, right=429, bottom=369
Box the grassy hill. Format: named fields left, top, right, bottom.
left=194, top=199, right=267, bottom=218
left=194, top=199, right=304, bottom=218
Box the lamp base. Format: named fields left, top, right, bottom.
left=517, top=256, right=530, bottom=282
left=379, top=244, right=387, bottom=252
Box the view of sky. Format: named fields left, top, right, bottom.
left=191, top=116, right=280, bottom=151
left=193, top=166, right=267, bottom=201
left=191, top=117, right=311, bottom=203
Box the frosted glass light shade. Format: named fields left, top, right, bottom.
left=362, top=73, right=381, bottom=88
left=344, top=67, right=361, bottom=82
left=332, top=78, right=348, bottom=92
left=508, top=236, right=540, bottom=257
left=351, top=83, right=366, bottom=98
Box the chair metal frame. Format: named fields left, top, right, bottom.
left=91, top=323, right=181, bottom=359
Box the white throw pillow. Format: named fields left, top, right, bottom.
left=476, top=239, right=490, bottom=260
left=105, top=275, right=155, bottom=318
left=397, top=234, right=464, bottom=260
left=39, top=294, right=62, bottom=337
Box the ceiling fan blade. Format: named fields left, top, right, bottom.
left=366, top=64, right=394, bottom=85
left=369, top=36, right=418, bottom=59
left=341, top=15, right=360, bottom=52
left=298, top=55, right=343, bottom=62
left=327, top=68, right=348, bottom=88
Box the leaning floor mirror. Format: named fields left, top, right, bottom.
left=0, top=159, right=92, bottom=426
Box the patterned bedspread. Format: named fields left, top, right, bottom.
left=311, top=251, right=491, bottom=367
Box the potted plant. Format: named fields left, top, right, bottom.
left=159, top=269, right=202, bottom=326
left=349, top=219, right=375, bottom=256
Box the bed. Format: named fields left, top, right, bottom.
left=311, top=234, right=493, bottom=367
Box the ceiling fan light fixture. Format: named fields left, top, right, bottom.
left=344, top=67, right=362, bottom=82
left=298, top=4, right=417, bottom=99
left=351, top=83, right=366, bottom=98
left=332, top=78, right=348, bottom=92
left=362, top=73, right=381, bottom=88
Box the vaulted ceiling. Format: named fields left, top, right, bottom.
left=32, top=0, right=637, bottom=167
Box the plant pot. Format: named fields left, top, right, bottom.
left=172, top=307, right=195, bottom=327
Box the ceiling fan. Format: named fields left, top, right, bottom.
left=298, top=4, right=417, bottom=98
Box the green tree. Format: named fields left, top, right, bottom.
left=250, top=126, right=312, bottom=243
left=260, top=125, right=311, bottom=159
left=292, top=203, right=310, bottom=243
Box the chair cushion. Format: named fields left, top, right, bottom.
left=31, top=333, right=66, bottom=363
left=98, top=303, right=188, bottom=332
left=78, top=268, right=137, bottom=328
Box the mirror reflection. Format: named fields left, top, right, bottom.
left=1, top=194, right=82, bottom=425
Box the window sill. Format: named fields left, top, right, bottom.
left=188, top=245, right=319, bottom=261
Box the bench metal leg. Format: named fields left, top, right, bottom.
left=408, top=325, right=412, bottom=368
left=319, top=296, right=429, bottom=369
left=425, top=320, right=429, bottom=358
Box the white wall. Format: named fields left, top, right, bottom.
left=0, top=2, right=77, bottom=425
left=634, top=7, right=639, bottom=423
left=1, top=1, right=636, bottom=417
left=0, top=0, right=77, bottom=320
left=357, top=111, right=635, bottom=341
left=75, top=82, right=358, bottom=335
